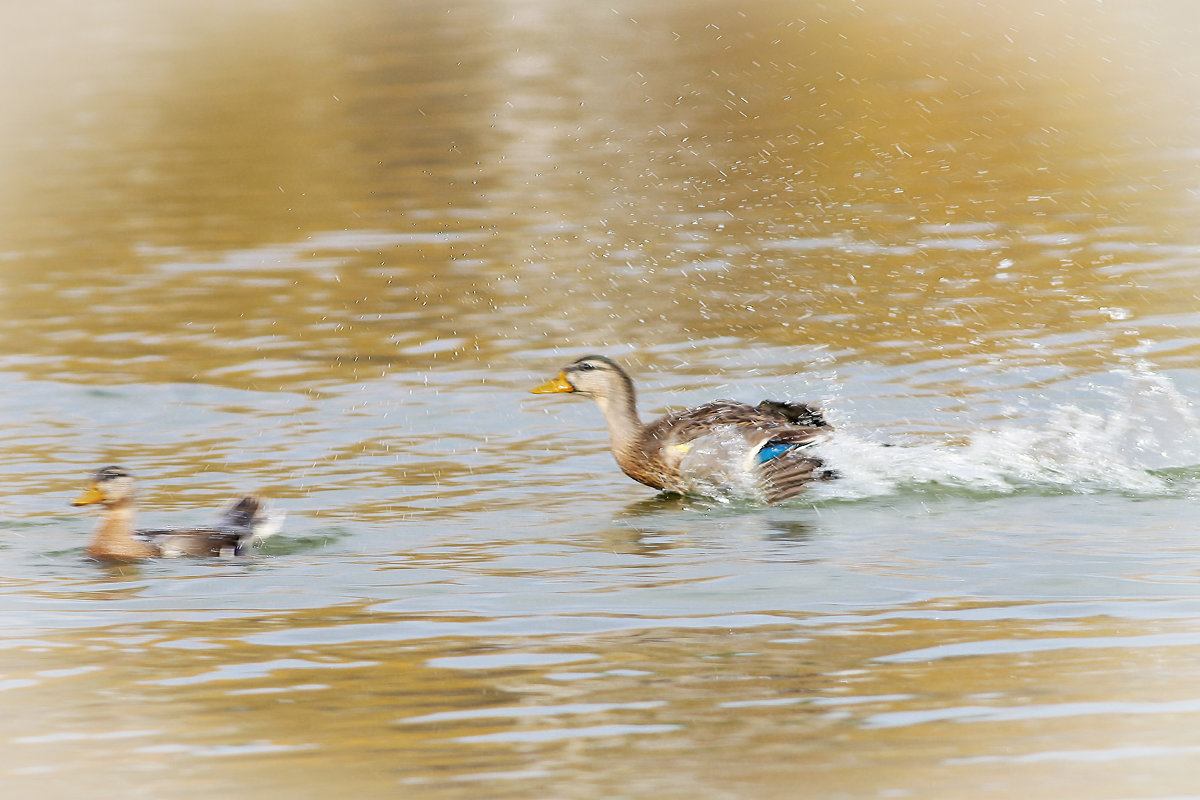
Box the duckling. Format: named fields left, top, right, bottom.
left=71, top=466, right=283, bottom=560
left=531, top=355, right=833, bottom=503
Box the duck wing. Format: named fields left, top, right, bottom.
left=638, top=400, right=832, bottom=502
left=753, top=400, right=828, bottom=428
left=214, top=495, right=285, bottom=553
left=136, top=496, right=284, bottom=557
left=647, top=400, right=830, bottom=448
left=755, top=448, right=831, bottom=504
left=135, top=526, right=246, bottom=557
left=745, top=402, right=834, bottom=503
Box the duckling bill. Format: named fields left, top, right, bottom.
left=72, top=466, right=283, bottom=561
left=532, top=355, right=833, bottom=504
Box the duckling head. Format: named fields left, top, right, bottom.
left=72, top=466, right=135, bottom=507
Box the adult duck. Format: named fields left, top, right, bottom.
left=531, top=355, right=833, bottom=503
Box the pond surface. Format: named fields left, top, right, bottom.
left=4, top=1, right=1200, bottom=797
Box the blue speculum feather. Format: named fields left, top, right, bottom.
left=757, top=443, right=796, bottom=463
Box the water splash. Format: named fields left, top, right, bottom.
left=1107, top=366, right=1200, bottom=470
left=675, top=427, right=766, bottom=502
left=811, top=369, right=1200, bottom=501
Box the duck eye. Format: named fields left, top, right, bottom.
left=576, top=362, right=596, bottom=371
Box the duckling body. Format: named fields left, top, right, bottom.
left=72, top=467, right=283, bottom=561
left=532, top=355, right=832, bottom=503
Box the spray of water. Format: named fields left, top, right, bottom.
left=811, top=369, right=1200, bottom=501
left=675, top=427, right=768, bottom=502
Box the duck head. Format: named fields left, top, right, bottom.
left=72, top=466, right=135, bottom=507
left=530, top=355, right=631, bottom=398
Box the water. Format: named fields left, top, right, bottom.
left=4, top=0, right=1200, bottom=797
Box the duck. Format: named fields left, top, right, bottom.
left=71, top=466, right=284, bottom=560
left=531, top=355, right=833, bottom=503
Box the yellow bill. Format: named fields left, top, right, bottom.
left=530, top=372, right=575, bottom=394
left=71, top=484, right=106, bottom=506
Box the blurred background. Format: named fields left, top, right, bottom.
left=3, top=1, right=1200, bottom=797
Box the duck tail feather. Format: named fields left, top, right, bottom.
left=754, top=400, right=829, bottom=428
left=219, top=496, right=263, bottom=528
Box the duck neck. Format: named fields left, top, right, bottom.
left=88, top=500, right=154, bottom=560
left=593, top=376, right=643, bottom=457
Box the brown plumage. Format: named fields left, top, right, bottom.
left=71, top=466, right=283, bottom=561
left=531, top=355, right=833, bottom=503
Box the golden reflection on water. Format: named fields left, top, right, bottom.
left=2, top=0, right=1200, bottom=388
left=4, top=602, right=1200, bottom=798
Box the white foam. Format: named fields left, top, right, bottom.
left=809, top=369, right=1200, bottom=501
